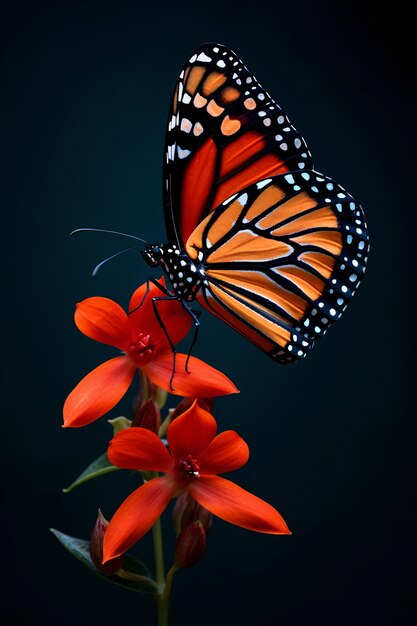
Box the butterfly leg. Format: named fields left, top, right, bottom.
left=151, top=295, right=180, bottom=391
left=178, top=302, right=201, bottom=373
left=151, top=298, right=202, bottom=388
left=128, top=276, right=171, bottom=315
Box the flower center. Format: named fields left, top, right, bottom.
left=128, top=332, right=155, bottom=365
left=178, top=455, right=200, bottom=479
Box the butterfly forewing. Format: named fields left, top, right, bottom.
left=164, top=43, right=313, bottom=249
left=185, top=171, right=369, bottom=363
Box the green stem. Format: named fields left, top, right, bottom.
left=152, top=516, right=165, bottom=588
left=155, top=566, right=177, bottom=626
left=142, top=373, right=150, bottom=401
left=164, top=565, right=177, bottom=599
left=151, top=481, right=169, bottom=626
left=156, top=594, right=169, bottom=626
left=114, top=568, right=159, bottom=591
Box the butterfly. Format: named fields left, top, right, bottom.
left=142, top=43, right=369, bottom=364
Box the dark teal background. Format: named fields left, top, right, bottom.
left=1, top=1, right=415, bottom=624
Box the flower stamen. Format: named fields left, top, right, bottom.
left=178, top=454, right=200, bottom=478
left=128, top=333, right=155, bottom=364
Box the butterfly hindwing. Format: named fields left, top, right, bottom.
left=185, top=170, right=369, bottom=363
left=164, top=43, right=313, bottom=249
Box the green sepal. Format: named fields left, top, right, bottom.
left=50, top=529, right=158, bottom=594
left=155, top=386, right=168, bottom=410
left=62, top=453, right=119, bottom=493
left=108, top=416, right=132, bottom=434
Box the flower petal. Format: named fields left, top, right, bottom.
left=167, top=401, right=217, bottom=461
left=103, top=477, right=174, bottom=561
left=108, top=428, right=173, bottom=472
left=189, top=475, right=291, bottom=535
left=63, top=357, right=136, bottom=427
left=144, top=353, right=239, bottom=397
left=198, top=431, right=249, bottom=475
left=75, top=297, right=130, bottom=351
left=129, top=278, right=192, bottom=348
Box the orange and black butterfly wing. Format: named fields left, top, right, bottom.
left=163, top=42, right=312, bottom=249
left=185, top=170, right=369, bottom=363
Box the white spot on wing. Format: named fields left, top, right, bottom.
left=177, top=146, right=191, bottom=159
left=180, top=118, right=192, bottom=133
left=168, top=144, right=176, bottom=160
left=256, top=179, right=272, bottom=189
left=237, top=192, right=248, bottom=206
left=224, top=193, right=238, bottom=205
left=197, top=52, right=212, bottom=62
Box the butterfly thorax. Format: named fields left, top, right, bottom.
left=141, top=243, right=204, bottom=302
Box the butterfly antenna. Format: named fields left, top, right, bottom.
left=70, top=227, right=147, bottom=244
left=92, top=244, right=141, bottom=276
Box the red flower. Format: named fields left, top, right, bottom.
left=103, top=401, right=290, bottom=562
left=63, top=280, right=238, bottom=428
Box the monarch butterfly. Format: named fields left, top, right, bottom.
left=138, top=42, right=369, bottom=365
left=80, top=43, right=369, bottom=365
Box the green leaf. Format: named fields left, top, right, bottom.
left=63, top=453, right=119, bottom=493
left=50, top=528, right=157, bottom=594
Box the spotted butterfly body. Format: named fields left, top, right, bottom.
left=143, top=43, right=369, bottom=363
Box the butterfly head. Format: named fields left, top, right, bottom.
left=142, top=244, right=164, bottom=268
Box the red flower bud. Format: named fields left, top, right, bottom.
left=90, top=510, right=125, bottom=575
left=174, top=521, right=206, bottom=569
left=173, top=492, right=212, bottom=535
left=170, top=397, right=214, bottom=423
left=159, top=399, right=214, bottom=438
left=131, top=399, right=161, bottom=434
